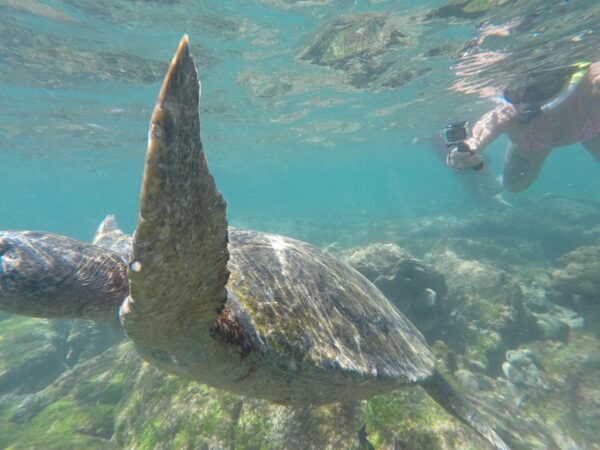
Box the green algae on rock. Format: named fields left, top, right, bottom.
left=431, top=249, right=537, bottom=372
left=300, top=12, right=431, bottom=89
left=549, top=244, right=600, bottom=311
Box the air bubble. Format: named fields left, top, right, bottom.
left=131, top=261, right=142, bottom=272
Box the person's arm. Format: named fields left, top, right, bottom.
left=447, top=103, right=515, bottom=170
left=465, top=103, right=515, bottom=153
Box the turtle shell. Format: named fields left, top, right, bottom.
left=226, top=229, right=435, bottom=385
left=121, top=35, right=435, bottom=404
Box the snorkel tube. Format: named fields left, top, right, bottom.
left=504, top=61, right=591, bottom=124
left=539, top=61, right=590, bottom=114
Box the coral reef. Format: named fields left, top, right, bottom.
left=1, top=195, right=600, bottom=448
left=430, top=248, right=538, bottom=373
left=549, top=244, right=600, bottom=312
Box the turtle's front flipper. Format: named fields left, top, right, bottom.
left=121, top=36, right=229, bottom=349
left=0, top=231, right=128, bottom=323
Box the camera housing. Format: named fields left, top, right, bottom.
left=443, top=121, right=483, bottom=170
left=443, top=121, right=469, bottom=147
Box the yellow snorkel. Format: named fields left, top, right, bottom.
left=540, top=61, right=591, bottom=114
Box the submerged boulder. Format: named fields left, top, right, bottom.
left=402, top=196, right=600, bottom=263
left=0, top=253, right=596, bottom=448
left=0, top=332, right=501, bottom=450
left=491, top=334, right=600, bottom=449
left=549, top=244, right=600, bottom=312
left=347, top=243, right=449, bottom=336
left=430, top=249, right=537, bottom=373
left=0, top=315, right=121, bottom=396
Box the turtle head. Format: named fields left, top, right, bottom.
left=0, top=231, right=129, bottom=323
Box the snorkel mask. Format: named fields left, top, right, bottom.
left=503, top=61, right=591, bottom=124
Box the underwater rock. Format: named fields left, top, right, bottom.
left=300, top=12, right=431, bottom=89
left=550, top=305, right=584, bottom=330
left=63, top=321, right=123, bottom=366
left=403, top=196, right=600, bottom=263
left=465, top=358, right=487, bottom=374
left=0, top=316, right=66, bottom=396
left=0, top=249, right=596, bottom=448
left=347, top=243, right=449, bottom=336
left=549, top=244, right=600, bottom=312
left=487, top=333, right=600, bottom=448
left=0, top=336, right=508, bottom=450
left=518, top=275, right=554, bottom=314
left=487, top=348, right=555, bottom=439
left=347, top=243, right=412, bottom=280
left=2, top=342, right=247, bottom=448
left=516, top=275, right=581, bottom=343
left=533, top=313, right=570, bottom=343
left=0, top=316, right=121, bottom=396
left=502, top=348, right=545, bottom=389
left=454, top=368, right=480, bottom=391
left=270, top=402, right=363, bottom=449
left=431, top=249, right=537, bottom=373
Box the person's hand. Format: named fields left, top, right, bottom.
left=446, top=146, right=483, bottom=170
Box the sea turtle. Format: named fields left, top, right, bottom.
left=0, top=36, right=509, bottom=450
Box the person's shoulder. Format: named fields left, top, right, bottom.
left=584, top=62, right=600, bottom=81
left=588, top=61, right=600, bottom=75
left=496, top=101, right=516, bottom=114
left=586, top=63, right=600, bottom=93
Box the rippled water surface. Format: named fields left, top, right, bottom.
left=0, top=0, right=598, bottom=237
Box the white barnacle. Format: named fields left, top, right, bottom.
left=150, top=122, right=162, bottom=140
left=419, top=288, right=437, bottom=307
left=119, top=295, right=135, bottom=316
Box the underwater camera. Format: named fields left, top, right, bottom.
left=443, top=121, right=469, bottom=149
left=443, top=121, right=483, bottom=171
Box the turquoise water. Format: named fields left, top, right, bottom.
left=1, top=0, right=597, bottom=241
left=2, top=1, right=600, bottom=448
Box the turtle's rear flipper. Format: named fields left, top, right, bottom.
left=424, top=370, right=511, bottom=450
left=424, top=370, right=561, bottom=450
left=121, top=36, right=229, bottom=349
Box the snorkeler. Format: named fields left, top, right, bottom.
left=446, top=61, right=600, bottom=192
left=416, top=133, right=509, bottom=205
